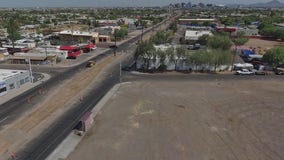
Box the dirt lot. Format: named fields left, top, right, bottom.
left=67, top=76, right=284, bottom=160
left=245, top=38, right=284, bottom=54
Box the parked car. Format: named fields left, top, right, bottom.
left=235, top=69, right=254, bottom=75
left=274, top=66, right=284, bottom=75
left=109, top=45, right=118, bottom=49
left=274, top=70, right=284, bottom=75
left=254, top=70, right=267, bottom=75
left=122, top=66, right=131, bottom=71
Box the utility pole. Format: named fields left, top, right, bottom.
left=119, top=58, right=122, bottom=83
left=28, top=57, right=33, bottom=83
left=141, top=22, right=144, bottom=42
left=114, top=29, right=117, bottom=56
left=45, top=44, right=47, bottom=58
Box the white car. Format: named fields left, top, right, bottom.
left=235, top=69, right=254, bottom=75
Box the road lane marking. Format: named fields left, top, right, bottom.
left=0, top=116, right=9, bottom=124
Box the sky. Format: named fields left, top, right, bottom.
left=0, top=0, right=282, bottom=8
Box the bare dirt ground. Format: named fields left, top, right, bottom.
left=245, top=39, right=284, bottom=54
left=67, top=77, right=284, bottom=160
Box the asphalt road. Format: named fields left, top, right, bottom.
left=4, top=16, right=172, bottom=160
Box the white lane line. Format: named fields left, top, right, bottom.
left=0, top=116, right=9, bottom=124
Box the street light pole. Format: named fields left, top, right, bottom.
left=114, top=30, right=117, bottom=56
left=45, top=45, right=47, bottom=58
left=28, top=57, right=33, bottom=83
left=141, top=23, right=144, bottom=42
left=119, top=58, right=122, bottom=83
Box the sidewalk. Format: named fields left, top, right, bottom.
left=0, top=73, right=51, bottom=105
left=45, top=82, right=125, bottom=160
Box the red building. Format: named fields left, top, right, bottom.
left=216, top=27, right=237, bottom=33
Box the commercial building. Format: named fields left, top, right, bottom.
left=179, top=18, right=217, bottom=25
left=0, top=69, right=31, bottom=96
left=8, top=52, right=57, bottom=65
left=58, top=30, right=99, bottom=44
left=185, top=30, right=213, bottom=40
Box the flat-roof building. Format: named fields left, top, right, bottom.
left=58, top=30, right=99, bottom=44
left=0, top=69, right=31, bottom=96
left=185, top=30, right=213, bottom=41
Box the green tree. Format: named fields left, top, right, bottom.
left=231, top=31, right=249, bottom=70
left=263, top=46, right=284, bottom=67
left=164, top=47, right=175, bottom=70
left=210, top=50, right=233, bottom=71
left=197, top=34, right=210, bottom=45
left=7, top=18, right=21, bottom=48
left=188, top=50, right=209, bottom=71
left=207, top=35, right=232, bottom=50
left=156, top=49, right=167, bottom=71
left=114, top=28, right=128, bottom=39
left=134, top=40, right=155, bottom=70
left=221, top=17, right=233, bottom=26
left=150, top=30, right=173, bottom=45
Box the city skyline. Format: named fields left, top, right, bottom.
left=0, top=0, right=282, bottom=8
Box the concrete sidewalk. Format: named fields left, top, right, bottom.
left=45, top=83, right=124, bottom=160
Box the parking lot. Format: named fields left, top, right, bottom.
left=67, top=75, right=284, bottom=160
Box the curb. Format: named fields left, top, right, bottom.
left=0, top=73, right=51, bottom=106
left=45, top=82, right=131, bottom=160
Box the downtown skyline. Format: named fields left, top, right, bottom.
left=0, top=0, right=283, bottom=8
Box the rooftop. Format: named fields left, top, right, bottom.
left=179, top=18, right=217, bottom=22
left=0, top=69, right=29, bottom=81
left=59, top=30, right=98, bottom=37
left=185, top=30, right=212, bottom=40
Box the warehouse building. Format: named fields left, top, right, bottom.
left=0, top=69, right=31, bottom=96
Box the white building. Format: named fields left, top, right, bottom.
left=0, top=69, right=31, bottom=96
left=14, top=39, right=37, bottom=49
left=136, top=44, right=230, bottom=71
left=185, top=30, right=212, bottom=41
left=36, top=46, right=68, bottom=59
left=0, top=48, right=9, bottom=61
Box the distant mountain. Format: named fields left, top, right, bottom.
left=226, top=0, right=284, bottom=8
left=249, top=0, right=284, bottom=8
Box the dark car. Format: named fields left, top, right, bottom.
left=122, top=66, right=131, bottom=71
left=86, top=60, right=96, bottom=67
left=109, top=45, right=118, bottom=49
left=274, top=66, right=284, bottom=75
left=275, top=70, right=284, bottom=75
left=66, top=56, right=76, bottom=59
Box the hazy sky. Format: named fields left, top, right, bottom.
left=0, top=0, right=282, bottom=8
